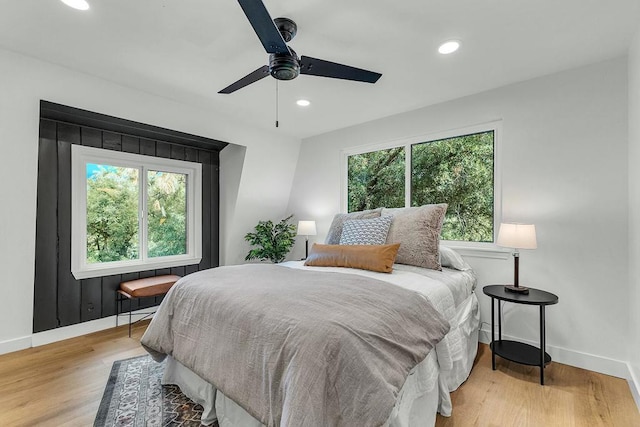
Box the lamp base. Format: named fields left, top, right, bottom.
left=504, top=285, right=529, bottom=294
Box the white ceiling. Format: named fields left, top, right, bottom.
left=1, top=0, right=639, bottom=139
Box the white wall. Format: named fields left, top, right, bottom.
left=0, top=47, right=300, bottom=352
left=220, top=141, right=301, bottom=266
left=627, top=28, right=640, bottom=402
left=287, top=58, right=630, bottom=377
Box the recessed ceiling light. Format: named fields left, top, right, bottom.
left=60, top=0, right=90, bottom=11
left=438, top=40, right=460, bottom=55
left=296, top=99, right=311, bottom=107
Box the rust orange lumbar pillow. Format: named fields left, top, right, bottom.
left=304, top=243, right=401, bottom=273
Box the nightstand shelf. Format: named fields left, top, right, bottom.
left=490, top=340, right=551, bottom=366
left=483, top=285, right=558, bottom=385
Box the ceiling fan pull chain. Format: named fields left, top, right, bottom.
left=275, top=79, right=279, bottom=128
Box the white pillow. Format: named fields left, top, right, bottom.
left=440, top=246, right=471, bottom=271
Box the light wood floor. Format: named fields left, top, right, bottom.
left=0, top=323, right=638, bottom=427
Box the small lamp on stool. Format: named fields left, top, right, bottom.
left=297, top=220, right=317, bottom=260
left=496, top=223, right=537, bottom=294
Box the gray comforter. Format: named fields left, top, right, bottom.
left=141, top=264, right=449, bottom=427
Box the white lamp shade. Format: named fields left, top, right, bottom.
left=496, top=223, right=537, bottom=249
left=297, top=220, right=317, bottom=236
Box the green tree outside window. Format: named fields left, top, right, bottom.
left=86, top=165, right=189, bottom=264
left=347, top=147, right=405, bottom=212
left=346, top=130, right=494, bottom=242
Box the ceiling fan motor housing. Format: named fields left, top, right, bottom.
left=270, top=48, right=300, bottom=80
left=218, top=5, right=381, bottom=94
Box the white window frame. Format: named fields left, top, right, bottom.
left=341, top=121, right=508, bottom=259
left=71, top=145, right=202, bottom=279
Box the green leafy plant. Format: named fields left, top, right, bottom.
left=245, top=214, right=297, bottom=263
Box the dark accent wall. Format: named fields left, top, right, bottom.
left=33, top=101, right=226, bottom=333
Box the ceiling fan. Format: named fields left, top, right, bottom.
left=218, top=0, right=382, bottom=94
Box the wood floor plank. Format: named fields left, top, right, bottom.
left=0, top=322, right=148, bottom=427
left=0, top=325, right=637, bottom=427
left=436, top=344, right=640, bottom=426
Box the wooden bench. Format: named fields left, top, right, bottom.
left=116, top=275, right=180, bottom=337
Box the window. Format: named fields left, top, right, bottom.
left=72, top=146, right=202, bottom=279
left=345, top=124, right=498, bottom=243
left=347, top=146, right=405, bottom=212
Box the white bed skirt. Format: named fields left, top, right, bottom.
left=162, top=292, right=479, bottom=427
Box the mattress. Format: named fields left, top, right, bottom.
left=160, top=262, right=480, bottom=426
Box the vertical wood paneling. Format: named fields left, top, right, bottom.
left=101, top=275, right=121, bottom=318
left=34, top=113, right=222, bottom=333
left=33, top=120, right=59, bottom=333
left=102, top=131, right=122, bottom=151
left=199, top=151, right=212, bottom=270
left=81, top=127, right=102, bottom=148
left=140, top=138, right=156, bottom=156
left=81, top=278, right=102, bottom=322
left=171, top=145, right=185, bottom=161
left=122, top=135, right=140, bottom=154
left=185, top=147, right=198, bottom=162
left=170, top=266, right=186, bottom=277
left=211, top=152, right=220, bottom=268
left=56, top=124, right=81, bottom=326
left=156, top=141, right=171, bottom=159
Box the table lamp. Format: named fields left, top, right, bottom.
left=496, top=223, right=537, bottom=294
left=297, top=220, right=317, bottom=259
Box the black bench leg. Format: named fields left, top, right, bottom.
left=129, top=299, right=132, bottom=338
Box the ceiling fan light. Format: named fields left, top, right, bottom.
left=438, top=40, right=460, bottom=55
left=296, top=99, right=311, bottom=107
left=60, top=0, right=90, bottom=10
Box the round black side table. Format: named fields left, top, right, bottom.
left=483, top=285, right=559, bottom=385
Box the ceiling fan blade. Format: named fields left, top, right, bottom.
left=300, top=56, right=382, bottom=83
left=218, top=65, right=270, bottom=94
left=237, top=0, right=291, bottom=55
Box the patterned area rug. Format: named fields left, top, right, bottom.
left=95, top=355, right=217, bottom=427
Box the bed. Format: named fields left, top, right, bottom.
left=141, top=205, right=480, bottom=426
left=141, top=259, right=478, bottom=426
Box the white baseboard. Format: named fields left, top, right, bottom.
left=32, top=309, right=156, bottom=347
left=479, top=326, right=630, bottom=379
left=628, top=363, right=640, bottom=412
left=0, top=335, right=32, bottom=355
left=0, top=308, right=157, bottom=354
left=32, top=316, right=116, bottom=347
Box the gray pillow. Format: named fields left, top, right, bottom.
left=339, top=215, right=393, bottom=245
left=383, top=204, right=448, bottom=270
left=325, top=208, right=383, bottom=244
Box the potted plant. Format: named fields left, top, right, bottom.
left=245, top=214, right=297, bottom=263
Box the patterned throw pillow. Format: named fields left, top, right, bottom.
left=339, top=215, right=393, bottom=245
left=324, top=208, right=383, bottom=244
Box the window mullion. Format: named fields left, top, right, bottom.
left=140, top=165, right=147, bottom=263
left=405, top=144, right=411, bottom=208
